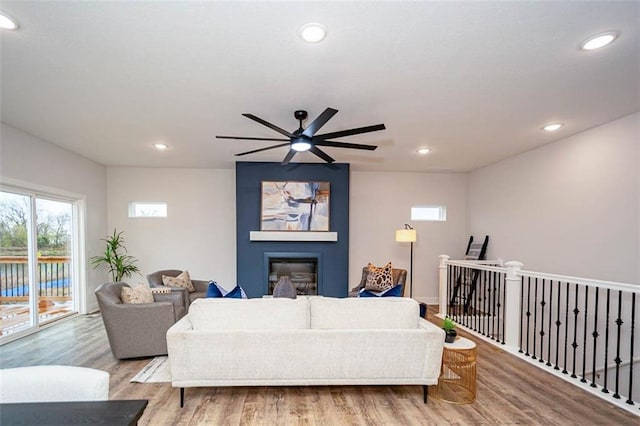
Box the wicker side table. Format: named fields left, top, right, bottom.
left=428, top=336, right=477, bottom=404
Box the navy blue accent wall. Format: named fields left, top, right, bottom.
left=236, top=162, right=349, bottom=298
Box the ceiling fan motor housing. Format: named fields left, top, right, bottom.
left=294, top=110, right=308, bottom=121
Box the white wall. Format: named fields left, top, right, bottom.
left=106, top=167, right=467, bottom=301
left=106, top=167, right=237, bottom=289
left=467, top=113, right=640, bottom=283
left=0, top=123, right=108, bottom=312
left=350, top=171, right=468, bottom=301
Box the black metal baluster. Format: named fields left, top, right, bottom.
left=539, top=279, right=546, bottom=363
left=482, top=269, right=487, bottom=337
left=591, top=287, right=599, bottom=387
left=532, top=278, right=539, bottom=360
left=625, top=293, right=635, bottom=405
left=496, top=271, right=502, bottom=344
left=55, top=262, right=60, bottom=296
left=547, top=280, right=553, bottom=366
left=525, top=276, right=531, bottom=356
left=581, top=286, right=589, bottom=383
left=571, top=283, right=580, bottom=379
left=563, top=282, right=570, bottom=374
left=491, top=273, right=499, bottom=340
left=602, top=289, right=611, bottom=393
left=447, top=265, right=452, bottom=317
left=613, top=291, right=623, bottom=399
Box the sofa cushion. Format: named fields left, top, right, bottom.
left=188, top=297, right=310, bottom=330
left=309, top=297, right=419, bottom=329
left=163, top=270, right=195, bottom=292
left=364, top=262, right=394, bottom=292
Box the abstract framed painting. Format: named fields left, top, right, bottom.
left=260, top=181, right=330, bottom=231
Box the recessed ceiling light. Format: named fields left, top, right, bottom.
left=0, top=11, right=19, bottom=30
left=153, top=143, right=168, bottom=151
left=417, top=147, right=431, bottom=155
left=580, top=32, right=618, bottom=50
left=299, top=23, right=327, bottom=43
left=542, top=122, right=564, bottom=132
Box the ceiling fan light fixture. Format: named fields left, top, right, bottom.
left=580, top=32, right=618, bottom=50
left=291, top=140, right=312, bottom=152
left=542, top=122, right=564, bottom=132
left=299, top=23, right=327, bottom=43
left=0, top=11, right=19, bottom=30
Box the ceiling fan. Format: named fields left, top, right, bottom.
left=216, top=108, right=385, bottom=165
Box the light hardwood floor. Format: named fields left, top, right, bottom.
left=0, top=307, right=637, bottom=425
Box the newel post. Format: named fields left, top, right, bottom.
left=504, top=260, right=523, bottom=349
left=438, top=255, right=450, bottom=317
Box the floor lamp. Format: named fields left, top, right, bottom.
left=395, top=224, right=417, bottom=298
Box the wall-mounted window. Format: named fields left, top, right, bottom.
left=411, top=205, right=446, bottom=221
left=128, top=202, right=167, bottom=218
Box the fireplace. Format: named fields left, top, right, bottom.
left=264, top=252, right=322, bottom=296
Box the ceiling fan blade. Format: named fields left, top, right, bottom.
left=243, top=114, right=294, bottom=138
left=313, top=124, right=386, bottom=141
left=315, top=140, right=377, bottom=151
left=309, top=146, right=336, bottom=163
left=235, top=143, right=291, bottom=156
left=302, top=108, right=338, bottom=138
left=282, top=149, right=297, bottom=165
left=216, top=136, right=290, bottom=142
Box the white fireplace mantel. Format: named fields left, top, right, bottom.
left=249, top=231, right=338, bottom=242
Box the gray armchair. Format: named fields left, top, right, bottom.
left=95, top=282, right=186, bottom=359
left=146, top=269, right=209, bottom=309
left=349, top=266, right=408, bottom=297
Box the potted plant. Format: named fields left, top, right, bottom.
left=443, top=317, right=457, bottom=343
left=91, top=229, right=140, bottom=282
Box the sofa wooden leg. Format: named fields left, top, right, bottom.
left=180, top=387, right=185, bottom=408
left=423, top=385, right=428, bottom=404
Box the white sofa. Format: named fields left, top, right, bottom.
left=0, top=365, right=109, bottom=402
left=167, top=296, right=445, bottom=407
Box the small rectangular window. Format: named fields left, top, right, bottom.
left=128, top=202, right=167, bottom=218
left=411, top=205, right=446, bottom=221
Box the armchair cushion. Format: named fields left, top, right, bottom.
left=162, top=270, right=195, bottom=292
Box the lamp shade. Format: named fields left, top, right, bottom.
left=395, top=229, right=417, bottom=243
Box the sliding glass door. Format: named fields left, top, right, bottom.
left=0, top=189, right=78, bottom=339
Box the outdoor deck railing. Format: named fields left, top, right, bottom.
left=439, top=255, right=639, bottom=415
left=0, top=256, right=72, bottom=300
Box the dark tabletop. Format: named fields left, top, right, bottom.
left=0, top=399, right=148, bottom=426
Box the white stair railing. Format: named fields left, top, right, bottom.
left=438, top=256, right=639, bottom=416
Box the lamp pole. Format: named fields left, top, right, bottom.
left=409, top=238, right=414, bottom=298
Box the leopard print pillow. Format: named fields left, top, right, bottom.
left=162, top=270, right=196, bottom=292
left=364, top=262, right=394, bottom=292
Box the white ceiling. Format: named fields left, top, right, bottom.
left=1, top=1, right=638, bottom=172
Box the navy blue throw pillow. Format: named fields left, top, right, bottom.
left=206, top=281, right=247, bottom=299
left=206, top=281, right=223, bottom=298
left=224, top=285, right=244, bottom=299
left=359, top=284, right=403, bottom=298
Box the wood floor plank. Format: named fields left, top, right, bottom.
left=0, top=307, right=638, bottom=425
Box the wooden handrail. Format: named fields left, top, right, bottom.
left=0, top=256, right=71, bottom=264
